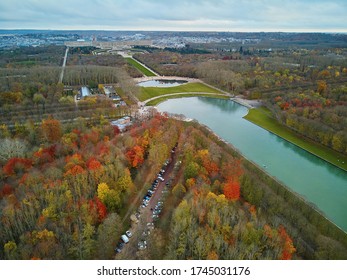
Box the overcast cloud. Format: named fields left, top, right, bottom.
left=0, top=0, right=346, bottom=31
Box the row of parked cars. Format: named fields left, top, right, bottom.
left=142, top=178, right=159, bottom=208
left=115, top=145, right=177, bottom=254
left=141, top=157, right=172, bottom=209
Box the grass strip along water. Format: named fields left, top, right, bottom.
left=126, top=57, right=157, bottom=77
left=244, top=107, right=347, bottom=171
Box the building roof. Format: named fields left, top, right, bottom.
left=80, top=86, right=91, bottom=97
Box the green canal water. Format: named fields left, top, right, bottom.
left=157, top=97, right=347, bottom=231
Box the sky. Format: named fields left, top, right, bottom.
left=0, top=0, right=347, bottom=32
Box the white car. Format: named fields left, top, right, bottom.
left=158, top=176, right=164, bottom=182
left=121, top=234, right=129, bottom=244
left=126, top=230, right=132, bottom=238
left=147, top=222, right=154, bottom=230
left=138, top=241, right=147, bottom=250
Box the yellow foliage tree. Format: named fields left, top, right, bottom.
left=97, top=183, right=110, bottom=203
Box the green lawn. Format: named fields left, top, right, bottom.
left=126, top=57, right=156, bottom=77
left=146, top=93, right=229, bottom=106
left=244, top=107, right=347, bottom=171
left=138, top=82, right=222, bottom=101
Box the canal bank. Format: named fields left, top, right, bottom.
left=157, top=97, right=347, bottom=232
left=245, top=107, right=347, bottom=172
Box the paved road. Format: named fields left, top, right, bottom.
left=59, top=47, right=69, bottom=83
left=142, top=91, right=230, bottom=105
left=134, top=76, right=200, bottom=83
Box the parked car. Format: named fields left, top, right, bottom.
left=147, top=222, right=154, bottom=230
left=138, top=240, right=147, bottom=250
left=115, top=242, right=125, bottom=253
left=126, top=230, right=132, bottom=238
left=152, top=214, right=159, bottom=220
left=142, top=200, right=149, bottom=208
left=158, top=176, right=164, bottom=182
left=121, top=234, right=129, bottom=244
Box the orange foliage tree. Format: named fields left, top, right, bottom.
left=64, top=153, right=85, bottom=176
left=64, top=165, right=85, bottom=176
left=223, top=178, right=240, bottom=201
left=197, top=149, right=219, bottom=177
left=278, top=225, right=296, bottom=260
left=126, top=145, right=144, bottom=168
left=41, top=118, right=62, bottom=143
left=86, top=158, right=102, bottom=171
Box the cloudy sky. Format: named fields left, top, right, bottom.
left=0, top=0, right=346, bottom=32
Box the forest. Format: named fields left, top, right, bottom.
left=0, top=46, right=139, bottom=129
left=1, top=113, right=346, bottom=260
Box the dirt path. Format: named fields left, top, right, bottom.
left=116, top=148, right=178, bottom=259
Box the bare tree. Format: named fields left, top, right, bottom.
left=0, top=138, right=28, bottom=162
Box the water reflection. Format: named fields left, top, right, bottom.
left=138, top=79, right=187, bottom=87
left=198, top=96, right=242, bottom=113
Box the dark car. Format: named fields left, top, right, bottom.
left=115, top=242, right=125, bottom=253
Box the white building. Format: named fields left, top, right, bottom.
left=110, top=116, right=132, bottom=132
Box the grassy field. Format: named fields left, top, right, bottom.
left=146, top=93, right=229, bottom=106
left=126, top=57, right=156, bottom=77
left=245, top=107, right=347, bottom=171
left=138, top=82, right=222, bottom=101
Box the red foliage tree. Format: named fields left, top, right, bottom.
left=34, top=145, right=56, bottom=163
left=3, top=158, right=33, bottom=176
left=89, top=197, right=107, bottom=222
left=19, top=173, right=29, bottom=185
left=0, top=184, right=13, bottom=198
left=113, top=126, right=120, bottom=136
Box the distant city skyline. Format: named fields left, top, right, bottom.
left=1, top=0, right=347, bottom=32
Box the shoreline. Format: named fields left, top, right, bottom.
left=244, top=109, right=347, bottom=173
left=179, top=117, right=347, bottom=234
left=141, top=89, right=346, bottom=172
